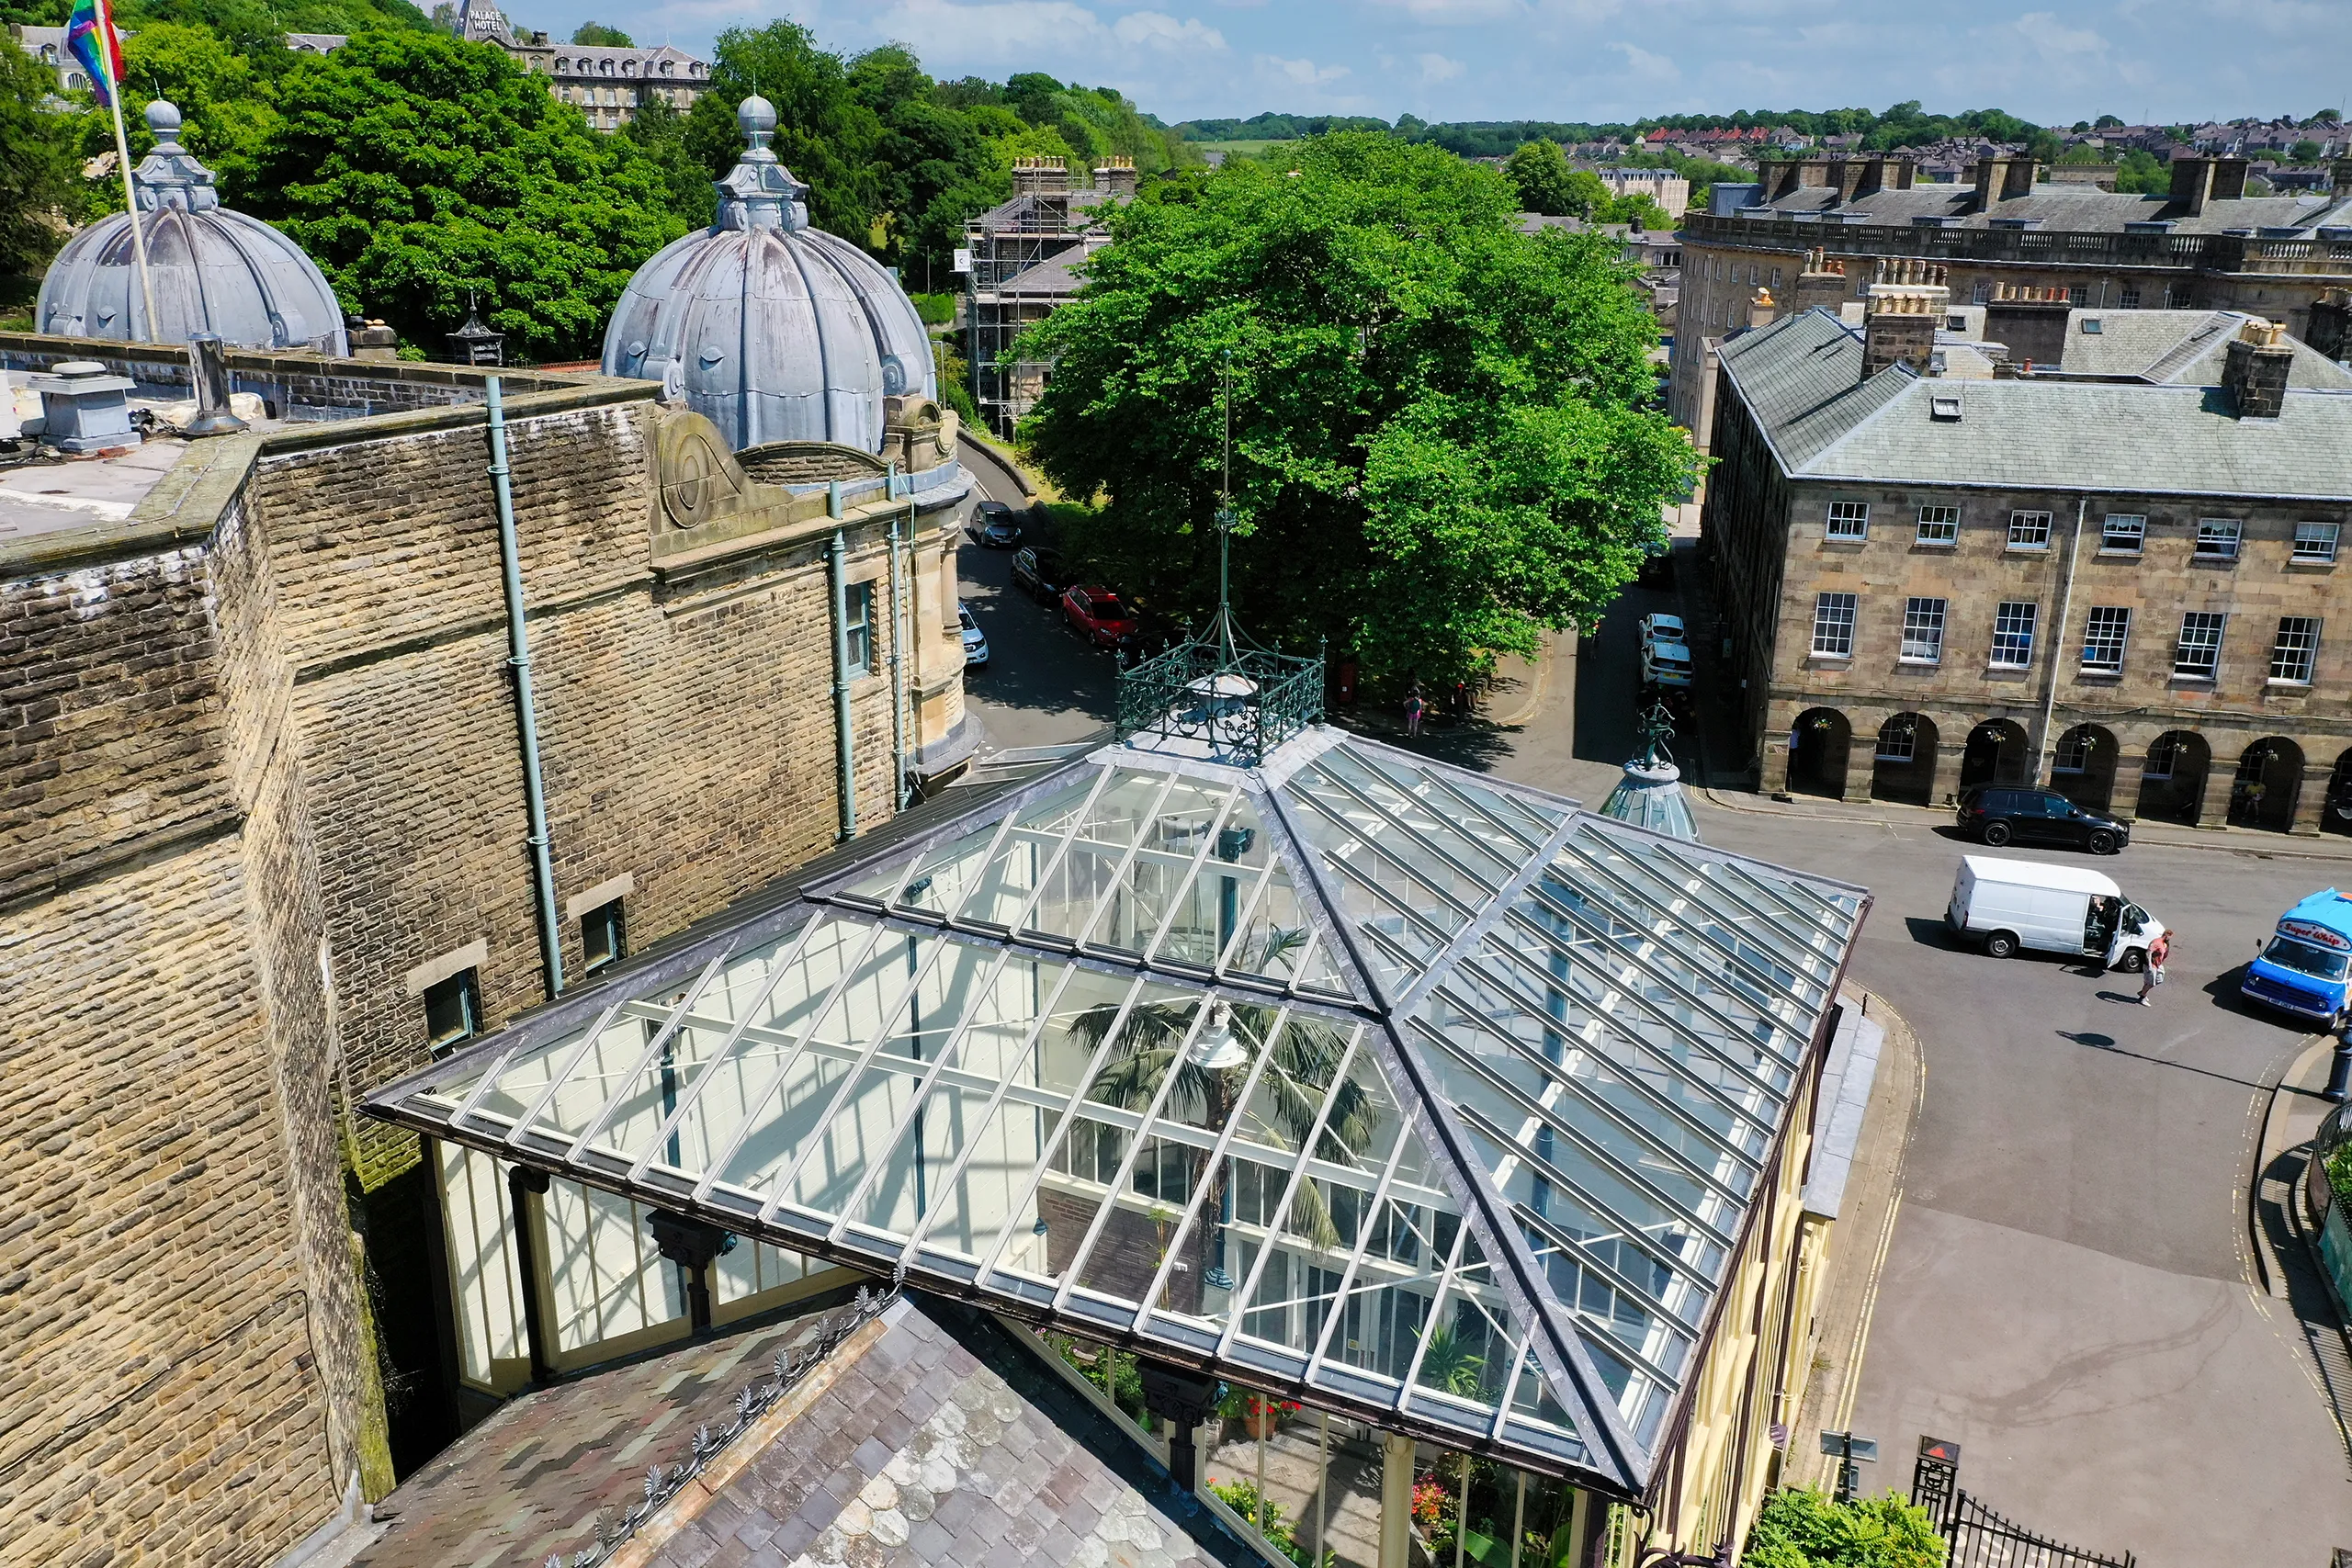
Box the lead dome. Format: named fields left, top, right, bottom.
left=602, top=96, right=935, bottom=453
left=38, top=100, right=348, bottom=355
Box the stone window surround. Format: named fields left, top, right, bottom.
left=1824, top=501, right=1870, bottom=542
left=2193, top=518, right=2244, bottom=560
left=566, top=873, right=636, bottom=924
left=1914, top=504, right=1960, bottom=547
left=2270, top=615, right=2322, bottom=684
left=406, top=937, right=489, bottom=998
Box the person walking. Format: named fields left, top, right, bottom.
left=2138, top=928, right=2172, bottom=1006
left=1405, top=686, right=1425, bottom=738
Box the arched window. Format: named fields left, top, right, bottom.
left=660, top=59, right=673, bottom=74
left=555, top=56, right=569, bottom=71
left=600, top=58, right=614, bottom=75
left=66, top=71, right=86, bottom=89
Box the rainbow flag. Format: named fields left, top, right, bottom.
left=64, top=0, right=124, bottom=109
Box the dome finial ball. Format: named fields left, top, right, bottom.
left=144, top=98, right=183, bottom=140
left=737, top=95, right=776, bottom=150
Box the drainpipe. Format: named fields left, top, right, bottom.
left=2030, top=496, right=2087, bottom=787
left=486, top=376, right=564, bottom=999
left=829, top=528, right=859, bottom=841
left=888, top=504, right=911, bottom=809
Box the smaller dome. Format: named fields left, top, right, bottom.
left=1599, top=705, right=1700, bottom=841
left=37, top=101, right=347, bottom=355
left=601, top=96, right=934, bottom=453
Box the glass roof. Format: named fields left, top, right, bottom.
left=365, top=727, right=1867, bottom=1495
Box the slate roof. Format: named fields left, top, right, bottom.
left=994, top=243, right=1093, bottom=299
left=2053, top=309, right=2352, bottom=389
left=1717, top=308, right=2352, bottom=501
left=351, top=1289, right=1258, bottom=1568
left=1738, top=181, right=2352, bottom=236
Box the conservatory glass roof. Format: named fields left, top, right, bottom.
left=364, top=726, right=1868, bottom=1496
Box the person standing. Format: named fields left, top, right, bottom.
left=1405, top=686, right=1425, bottom=738
left=2138, top=928, right=2172, bottom=1006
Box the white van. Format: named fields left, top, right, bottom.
left=1947, top=856, right=2161, bottom=970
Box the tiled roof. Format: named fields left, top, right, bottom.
left=1740, top=183, right=2352, bottom=237
left=997, top=243, right=1093, bottom=298
left=1718, top=307, right=2352, bottom=500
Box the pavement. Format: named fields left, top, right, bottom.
left=956, top=460, right=2352, bottom=1563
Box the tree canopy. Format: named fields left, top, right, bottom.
left=1740, top=1488, right=1942, bottom=1568
left=239, top=28, right=688, bottom=358
left=1018, top=132, right=1691, bottom=686
left=0, top=35, right=83, bottom=277
left=569, top=21, right=630, bottom=46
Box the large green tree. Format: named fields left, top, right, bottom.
left=241, top=28, right=687, bottom=358
left=1, top=35, right=85, bottom=278
left=1019, top=132, right=1692, bottom=685
left=681, top=21, right=885, bottom=246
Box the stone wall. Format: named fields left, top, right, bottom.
left=0, top=369, right=973, bottom=1564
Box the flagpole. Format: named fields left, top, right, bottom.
left=96, top=0, right=158, bottom=343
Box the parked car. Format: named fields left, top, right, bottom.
left=972, top=501, right=1022, bottom=548
left=1060, top=584, right=1139, bottom=649
left=2242, top=889, right=2352, bottom=1026
left=958, top=603, right=989, bottom=670
left=1955, top=785, right=2130, bottom=854
left=1947, top=856, right=2161, bottom=968
left=1637, top=613, right=1687, bottom=647
left=1640, top=638, right=1694, bottom=688
left=1638, top=543, right=1675, bottom=589
left=1011, top=546, right=1069, bottom=603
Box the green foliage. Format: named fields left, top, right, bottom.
left=0, top=35, right=86, bottom=275
left=2095, top=114, right=2124, bottom=130
left=1599, top=193, right=1672, bottom=230
left=620, top=91, right=715, bottom=231
left=1740, top=1488, right=1943, bottom=1568
left=240, top=28, right=688, bottom=358
left=2324, top=1140, right=2352, bottom=1213
left=682, top=21, right=884, bottom=246
left=1050, top=1334, right=1148, bottom=1424
left=2290, top=139, right=2325, bottom=164
left=569, top=21, right=630, bottom=46
left=1019, top=132, right=1690, bottom=686
left=2113, top=149, right=2171, bottom=195
left=1208, top=1480, right=1329, bottom=1567
left=909, top=290, right=955, bottom=326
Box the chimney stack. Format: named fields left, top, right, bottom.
left=1860, top=258, right=1949, bottom=378
left=1973, top=155, right=2036, bottom=211
left=1012, top=156, right=1069, bottom=197
left=2166, top=155, right=2249, bottom=215
left=1984, top=283, right=2075, bottom=368
left=1091, top=154, right=1139, bottom=199
left=2308, top=288, right=2351, bottom=363
left=1790, top=248, right=1849, bottom=316
left=1747, top=287, right=1778, bottom=331
left=2335, top=159, right=2352, bottom=206
left=2223, top=317, right=2292, bottom=418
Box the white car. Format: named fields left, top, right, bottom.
left=1638, top=613, right=1687, bottom=647
left=1641, top=639, right=1693, bottom=688
left=959, top=604, right=989, bottom=670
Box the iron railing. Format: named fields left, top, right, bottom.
left=1911, top=1436, right=2136, bottom=1568
left=1115, top=635, right=1324, bottom=769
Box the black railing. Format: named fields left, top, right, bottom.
left=1912, top=1436, right=2136, bottom=1568
left=1115, top=635, right=1324, bottom=769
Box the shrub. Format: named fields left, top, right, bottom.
left=1740, top=1487, right=1944, bottom=1568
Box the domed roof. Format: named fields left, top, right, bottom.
left=1599, top=705, right=1700, bottom=841
left=602, top=97, right=935, bottom=454
left=38, top=102, right=348, bottom=355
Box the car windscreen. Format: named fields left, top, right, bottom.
left=2265, top=936, right=2350, bottom=980
left=1093, top=597, right=1128, bottom=618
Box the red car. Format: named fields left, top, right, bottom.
left=1060, top=584, right=1138, bottom=649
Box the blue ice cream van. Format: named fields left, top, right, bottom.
left=2242, top=889, right=2352, bottom=1026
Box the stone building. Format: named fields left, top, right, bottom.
left=454, top=0, right=709, bottom=130
left=1671, top=152, right=2352, bottom=452
left=1702, top=293, right=2352, bottom=834
left=961, top=157, right=1136, bottom=435
left=1591, top=165, right=1690, bottom=220
left=0, top=330, right=975, bottom=1563
left=10, top=23, right=346, bottom=93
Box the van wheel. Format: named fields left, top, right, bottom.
left=1986, top=931, right=2020, bottom=959
left=1982, top=821, right=2012, bottom=847
left=2087, top=829, right=2117, bottom=855
left=2119, top=947, right=2145, bottom=973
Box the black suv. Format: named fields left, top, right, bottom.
left=1011, top=546, right=1069, bottom=602
left=1956, top=786, right=2130, bottom=855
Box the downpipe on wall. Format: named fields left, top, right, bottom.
left=830, top=527, right=859, bottom=841
left=485, top=376, right=565, bottom=1000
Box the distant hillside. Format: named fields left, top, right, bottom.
left=1177, top=102, right=2057, bottom=160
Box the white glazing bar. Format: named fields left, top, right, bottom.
left=1126, top=1009, right=1292, bottom=1325
left=1069, top=772, right=1182, bottom=951
left=1138, top=788, right=1245, bottom=964
left=1551, top=838, right=1823, bottom=1016
left=620, top=932, right=821, bottom=1182
left=494, top=1000, right=628, bottom=1145
left=1489, top=1332, right=1534, bottom=1440
left=1209, top=1026, right=1368, bottom=1359
left=1295, top=1114, right=1422, bottom=1379
left=997, top=768, right=1127, bottom=937
left=1392, top=1218, right=1476, bottom=1404
left=1046, top=998, right=1214, bottom=1313
left=825, top=944, right=1019, bottom=1240
left=1308, top=758, right=1521, bottom=890
left=755, top=930, right=962, bottom=1224
left=898, top=961, right=1089, bottom=1262
left=1286, top=789, right=1482, bottom=926
left=689, top=920, right=894, bottom=1204
left=558, top=953, right=729, bottom=1161
left=1209, top=856, right=1282, bottom=974
left=1617, top=838, right=1836, bottom=976
left=1510, top=895, right=1809, bottom=1060
left=455, top=998, right=616, bottom=1130
left=905, top=811, right=1019, bottom=921
left=934, top=765, right=1110, bottom=930
left=966, top=978, right=1151, bottom=1280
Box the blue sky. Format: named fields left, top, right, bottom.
left=548, top=0, right=2351, bottom=129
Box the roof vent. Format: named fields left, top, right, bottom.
left=2081, top=317, right=2104, bottom=333
left=1930, top=394, right=1962, bottom=422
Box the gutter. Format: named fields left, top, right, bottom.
left=486, top=375, right=566, bottom=999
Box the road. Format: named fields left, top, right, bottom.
left=956, top=495, right=2352, bottom=1563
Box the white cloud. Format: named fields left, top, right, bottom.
left=2012, top=10, right=2107, bottom=57
left=1259, top=51, right=1351, bottom=85
left=1363, top=0, right=1519, bottom=20
left=1417, top=51, right=1465, bottom=81
left=1611, top=39, right=1680, bottom=82
left=1113, top=10, right=1228, bottom=48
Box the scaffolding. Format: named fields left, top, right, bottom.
left=961, top=158, right=1132, bottom=435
